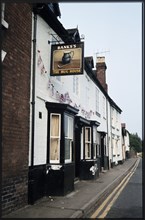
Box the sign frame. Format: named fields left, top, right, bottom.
left=50, top=42, right=84, bottom=76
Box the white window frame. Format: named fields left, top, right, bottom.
left=85, top=127, right=91, bottom=159
left=93, top=127, right=97, bottom=159
left=50, top=113, right=61, bottom=163
left=81, top=128, right=84, bottom=160
left=111, top=107, right=115, bottom=128
left=1, top=3, right=9, bottom=29
left=64, top=115, right=73, bottom=163
left=1, top=3, right=8, bottom=62
left=73, top=75, right=79, bottom=95
left=104, top=136, right=107, bottom=155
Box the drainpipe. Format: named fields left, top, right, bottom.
left=106, top=98, right=109, bottom=169
left=110, top=105, right=113, bottom=167
left=30, top=13, right=37, bottom=167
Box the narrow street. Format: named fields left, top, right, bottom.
left=90, top=157, right=143, bottom=218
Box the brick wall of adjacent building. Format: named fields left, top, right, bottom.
left=96, top=57, right=108, bottom=93
left=2, top=3, right=32, bottom=216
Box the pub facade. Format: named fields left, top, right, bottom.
left=2, top=3, right=123, bottom=215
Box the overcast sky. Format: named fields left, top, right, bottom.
left=58, top=2, right=142, bottom=139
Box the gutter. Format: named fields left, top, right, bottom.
left=106, top=98, right=110, bottom=168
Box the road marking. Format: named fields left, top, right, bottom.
left=90, top=158, right=140, bottom=218
left=98, top=168, right=134, bottom=218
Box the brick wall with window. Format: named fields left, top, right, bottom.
left=2, top=3, right=32, bottom=216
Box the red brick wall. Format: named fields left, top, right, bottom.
left=2, top=3, right=32, bottom=216
left=96, top=62, right=108, bottom=93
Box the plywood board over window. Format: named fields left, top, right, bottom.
left=50, top=114, right=61, bottom=163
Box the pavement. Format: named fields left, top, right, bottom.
left=3, top=157, right=139, bottom=219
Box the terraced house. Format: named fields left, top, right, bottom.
left=1, top=2, right=128, bottom=216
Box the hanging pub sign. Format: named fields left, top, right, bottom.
left=50, top=42, right=84, bottom=76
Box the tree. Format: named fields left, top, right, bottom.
left=129, top=133, right=142, bottom=153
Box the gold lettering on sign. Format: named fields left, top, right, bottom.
left=57, top=44, right=77, bottom=50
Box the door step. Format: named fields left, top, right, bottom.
left=74, top=177, right=79, bottom=184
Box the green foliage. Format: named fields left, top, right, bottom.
left=129, top=132, right=142, bottom=153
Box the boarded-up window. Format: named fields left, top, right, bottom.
left=50, top=114, right=61, bottom=163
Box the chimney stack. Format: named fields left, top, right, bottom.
left=96, top=56, right=108, bottom=93
left=121, top=123, right=126, bottom=128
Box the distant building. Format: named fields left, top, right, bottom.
left=121, top=123, right=130, bottom=159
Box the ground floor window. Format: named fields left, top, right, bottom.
left=65, top=115, right=74, bottom=163
left=50, top=113, right=61, bottom=163
left=85, top=127, right=91, bottom=159
left=93, top=127, right=97, bottom=159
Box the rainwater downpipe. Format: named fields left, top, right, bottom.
left=31, top=13, right=37, bottom=168
left=106, top=98, right=109, bottom=169
left=110, top=105, right=113, bottom=166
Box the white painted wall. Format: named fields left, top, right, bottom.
left=125, top=131, right=130, bottom=151
left=109, top=106, right=122, bottom=165
left=29, top=13, right=122, bottom=166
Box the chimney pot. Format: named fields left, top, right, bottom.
left=97, top=56, right=105, bottom=63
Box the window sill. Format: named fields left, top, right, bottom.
left=2, top=50, right=7, bottom=62
left=2, top=19, right=9, bottom=29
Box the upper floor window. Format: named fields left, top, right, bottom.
left=96, top=88, right=99, bottom=114
left=1, top=3, right=8, bottom=62
left=1, top=3, right=5, bottom=20
left=1, top=3, right=8, bottom=29
left=111, top=107, right=115, bottom=127
left=103, top=96, right=106, bottom=118
left=73, top=75, right=79, bottom=95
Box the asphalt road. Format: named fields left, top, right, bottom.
left=105, top=157, right=143, bottom=218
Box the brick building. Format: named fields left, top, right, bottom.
left=1, top=3, right=32, bottom=215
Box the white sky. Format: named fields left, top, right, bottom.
left=58, top=2, right=142, bottom=139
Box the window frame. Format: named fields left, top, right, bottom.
left=49, top=113, right=61, bottom=163
left=93, top=126, right=97, bottom=159
left=1, top=3, right=9, bottom=29
left=84, top=127, right=91, bottom=159
left=73, top=75, right=79, bottom=96
left=64, top=114, right=74, bottom=163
